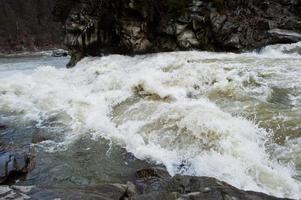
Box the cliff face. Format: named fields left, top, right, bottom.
left=0, top=0, right=62, bottom=53
left=55, top=0, right=301, bottom=67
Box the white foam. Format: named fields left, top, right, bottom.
left=0, top=44, right=301, bottom=198
left=257, top=42, right=301, bottom=58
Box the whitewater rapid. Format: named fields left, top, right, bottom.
left=0, top=43, right=301, bottom=198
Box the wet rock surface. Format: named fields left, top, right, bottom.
left=0, top=184, right=134, bottom=200
left=31, top=131, right=52, bottom=144
left=0, top=151, right=35, bottom=184
left=0, top=167, right=293, bottom=200
left=131, top=168, right=292, bottom=200
left=52, top=0, right=301, bottom=67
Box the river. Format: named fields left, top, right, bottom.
left=0, top=43, right=300, bottom=198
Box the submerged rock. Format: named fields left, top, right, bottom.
left=52, top=0, right=301, bottom=67
left=31, top=131, right=52, bottom=144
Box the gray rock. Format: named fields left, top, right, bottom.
left=191, top=14, right=206, bottom=31
left=31, top=131, right=52, bottom=144
left=0, top=152, right=34, bottom=184
left=177, top=30, right=200, bottom=48
left=210, top=12, right=227, bottom=33
left=135, top=167, right=171, bottom=194
left=269, top=29, right=301, bottom=42
left=0, top=167, right=294, bottom=200
left=0, top=184, right=134, bottom=200
left=132, top=173, right=294, bottom=200
left=52, top=0, right=301, bottom=67
left=1, top=0, right=300, bottom=63
left=0, top=186, right=32, bottom=200
left=119, top=20, right=151, bottom=53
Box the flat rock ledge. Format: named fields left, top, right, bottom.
left=0, top=168, right=294, bottom=200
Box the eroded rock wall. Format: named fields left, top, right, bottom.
left=55, top=0, right=301, bottom=67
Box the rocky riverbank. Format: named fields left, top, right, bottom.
left=0, top=167, right=293, bottom=200
left=1, top=0, right=300, bottom=66
left=1, top=1, right=301, bottom=199
left=52, top=0, right=301, bottom=67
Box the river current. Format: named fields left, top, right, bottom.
left=0, top=43, right=301, bottom=198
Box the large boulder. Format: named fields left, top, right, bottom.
left=135, top=167, right=172, bottom=194
left=131, top=168, right=293, bottom=200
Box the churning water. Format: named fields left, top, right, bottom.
left=0, top=43, right=301, bottom=198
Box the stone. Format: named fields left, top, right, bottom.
left=52, top=0, right=301, bottom=67
left=210, top=12, right=227, bottom=33
left=0, top=186, right=32, bottom=200
left=119, top=20, right=152, bottom=53
left=0, top=184, right=135, bottom=200
left=269, top=29, right=301, bottom=42
left=132, top=174, right=293, bottom=200
left=224, top=34, right=241, bottom=50
left=135, top=167, right=171, bottom=194
left=177, top=30, right=200, bottom=48
left=191, top=14, right=206, bottom=31
left=130, top=168, right=293, bottom=200
left=0, top=167, right=295, bottom=200
left=31, top=131, right=52, bottom=144
left=0, top=152, right=34, bottom=184
left=1, top=0, right=301, bottom=63
left=175, top=24, right=188, bottom=35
